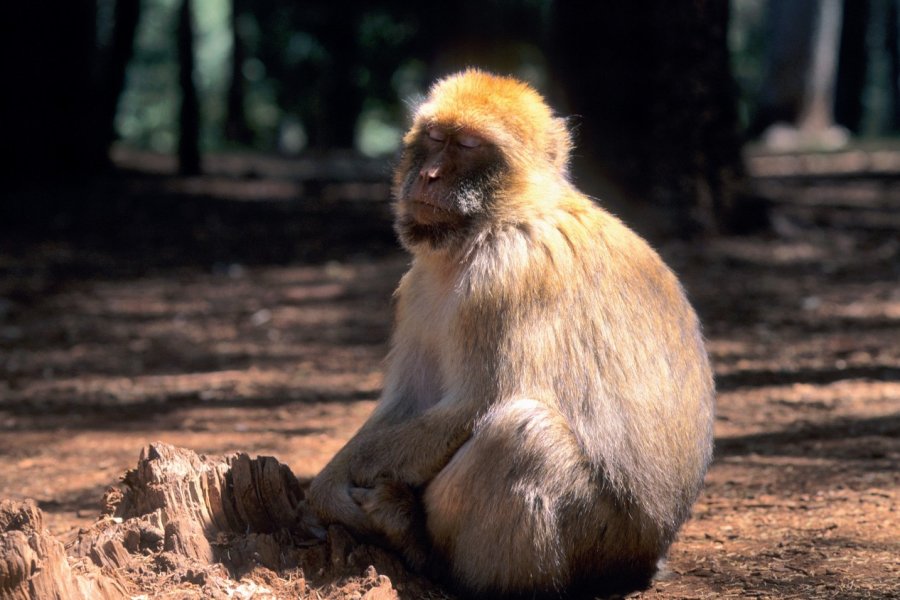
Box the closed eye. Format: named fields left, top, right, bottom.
left=427, top=128, right=447, bottom=143
left=457, top=134, right=482, bottom=149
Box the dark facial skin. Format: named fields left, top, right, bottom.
left=396, top=126, right=506, bottom=248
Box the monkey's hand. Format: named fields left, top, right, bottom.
left=350, top=483, right=429, bottom=571
left=349, top=482, right=414, bottom=534
left=307, top=466, right=374, bottom=534
left=295, top=499, right=328, bottom=540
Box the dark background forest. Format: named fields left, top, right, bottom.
left=7, top=0, right=900, bottom=237
left=1, top=1, right=898, bottom=599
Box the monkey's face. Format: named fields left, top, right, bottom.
left=394, top=125, right=507, bottom=249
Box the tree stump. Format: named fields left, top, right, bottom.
left=0, top=499, right=128, bottom=600
left=0, top=443, right=438, bottom=599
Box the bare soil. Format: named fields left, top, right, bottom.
left=1, top=149, right=898, bottom=598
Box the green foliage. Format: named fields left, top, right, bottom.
left=114, top=1, right=555, bottom=156
left=116, top=0, right=179, bottom=152
left=109, top=0, right=900, bottom=157
left=117, top=0, right=230, bottom=153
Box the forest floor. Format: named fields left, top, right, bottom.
left=0, top=148, right=898, bottom=599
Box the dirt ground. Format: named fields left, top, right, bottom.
left=1, top=149, right=898, bottom=598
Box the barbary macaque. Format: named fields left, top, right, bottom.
left=307, top=69, right=715, bottom=598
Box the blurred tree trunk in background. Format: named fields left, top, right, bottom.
left=750, top=0, right=849, bottom=148
left=747, top=1, right=818, bottom=138
left=3, top=1, right=140, bottom=182
left=94, top=0, right=141, bottom=168
left=835, top=0, right=870, bottom=132
left=887, top=0, right=900, bottom=130
left=796, top=0, right=846, bottom=141
left=306, top=8, right=366, bottom=149
left=225, top=0, right=253, bottom=145
left=177, top=0, right=201, bottom=175
left=553, top=2, right=764, bottom=238
left=3, top=2, right=98, bottom=181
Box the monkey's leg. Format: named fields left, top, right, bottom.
left=423, top=398, right=655, bottom=597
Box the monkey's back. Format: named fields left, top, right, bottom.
left=581, top=197, right=713, bottom=530
left=464, top=189, right=715, bottom=540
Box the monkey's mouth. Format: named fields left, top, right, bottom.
left=412, top=199, right=452, bottom=214
left=409, top=199, right=463, bottom=226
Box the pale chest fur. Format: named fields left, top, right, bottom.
left=404, top=263, right=462, bottom=351
left=387, top=260, right=471, bottom=415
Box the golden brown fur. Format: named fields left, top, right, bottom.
left=307, top=69, right=715, bottom=598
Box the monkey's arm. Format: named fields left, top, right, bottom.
left=347, top=401, right=476, bottom=488
left=306, top=400, right=474, bottom=531
left=307, top=337, right=470, bottom=527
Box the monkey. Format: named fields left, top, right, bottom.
left=306, top=69, right=715, bottom=598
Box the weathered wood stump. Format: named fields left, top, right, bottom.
left=0, top=499, right=128, bottom=600
left=0, top=443, right=434, bottom=599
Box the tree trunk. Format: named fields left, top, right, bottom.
left=177, top=0, right=201, bottom=175
left=797, top=0, right=845, bottom=134
left=93, top=0, right=141, bottom=168
left=834, top=0, right=870, bottom=132
left=225, top=0, right=253, bottom=145
left=553, top=2, right=764, bottom=238
left=308, top=20, right=364, bottom=150
left=2, top=3, right=99, bottom=181
left=748, top=1, right=818, bottom=137
left=752, top=0, right=848, bottom=149
left=887, top=0, right=900, bottom=131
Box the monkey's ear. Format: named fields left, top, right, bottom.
left=547, top=117, right=573, bottom=178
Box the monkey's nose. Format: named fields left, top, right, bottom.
left=420, top=165, right=441, bottom=181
